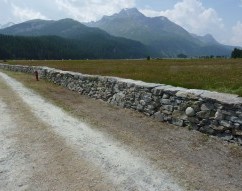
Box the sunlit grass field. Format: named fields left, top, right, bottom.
left=6, top=59, right=242, bottom=96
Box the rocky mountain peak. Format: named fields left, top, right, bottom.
left=119, top=8, right=145, bottom=18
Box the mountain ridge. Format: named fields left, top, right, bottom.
left=191, top=33, right=219, bottom=45
left=88, top=8, right=194, bottom=45
left=87, top=8, right=232, bottom=57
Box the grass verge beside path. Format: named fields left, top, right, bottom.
left=6, top=59, right=242, bottom=96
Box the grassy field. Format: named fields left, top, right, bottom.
left=5, top=58, right=242, bottom=96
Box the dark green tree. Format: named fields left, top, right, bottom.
left=177, top=53, right=187, bottom=58
left=231, top=48, right=242, bottom=58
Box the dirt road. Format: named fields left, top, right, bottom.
left=0, top=70, right=242, bottom=191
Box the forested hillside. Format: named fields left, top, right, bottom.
left=0, top=34, right=148, bottom=59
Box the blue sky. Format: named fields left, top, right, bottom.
left=0, top=0, right=242, bottom=46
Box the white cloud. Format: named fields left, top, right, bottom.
left=230, top=21, right=242, bottom=46
left=139, top=9, right=161, bottom=17
left=140, top=0, right=224, bottom=36
left=55, top=0, right=135, bottom=22
left=11, top=4, right=47, bottom=22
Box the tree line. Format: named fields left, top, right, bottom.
left=1, top=34, right=241, bottom=60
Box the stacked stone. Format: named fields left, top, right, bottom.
left=0, top=63, right=44, bottom=74
left=0, top=63, right=241, bottom=145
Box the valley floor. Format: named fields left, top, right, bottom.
left=7, top=59, right=242, bottom=96
left=0, top=70, right=242, bottom=191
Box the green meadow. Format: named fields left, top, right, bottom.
left=7, top=59, right=242, bottom=96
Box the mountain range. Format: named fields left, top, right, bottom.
left=88, top=8, right=232, bottom=57
left=0, top=8, right=234, bottom=59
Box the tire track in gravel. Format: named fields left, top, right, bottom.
left=0, top=71, right=184, bottom=191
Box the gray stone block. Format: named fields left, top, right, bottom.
left=185, top=107, right=195, bottom=117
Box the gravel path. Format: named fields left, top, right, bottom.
left=0, top=72, right=184, bottom=190
left=0, top=99, right=34, bottom=190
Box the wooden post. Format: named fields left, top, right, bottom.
left=34, top=71, right=39, bottom=81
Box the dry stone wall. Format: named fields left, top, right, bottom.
left=1, top=63, right=242, bottom=145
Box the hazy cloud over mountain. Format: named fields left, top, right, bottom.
left=11, top=3, right=47, bottom=21
left=54, top=0, right=135, bottom=21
